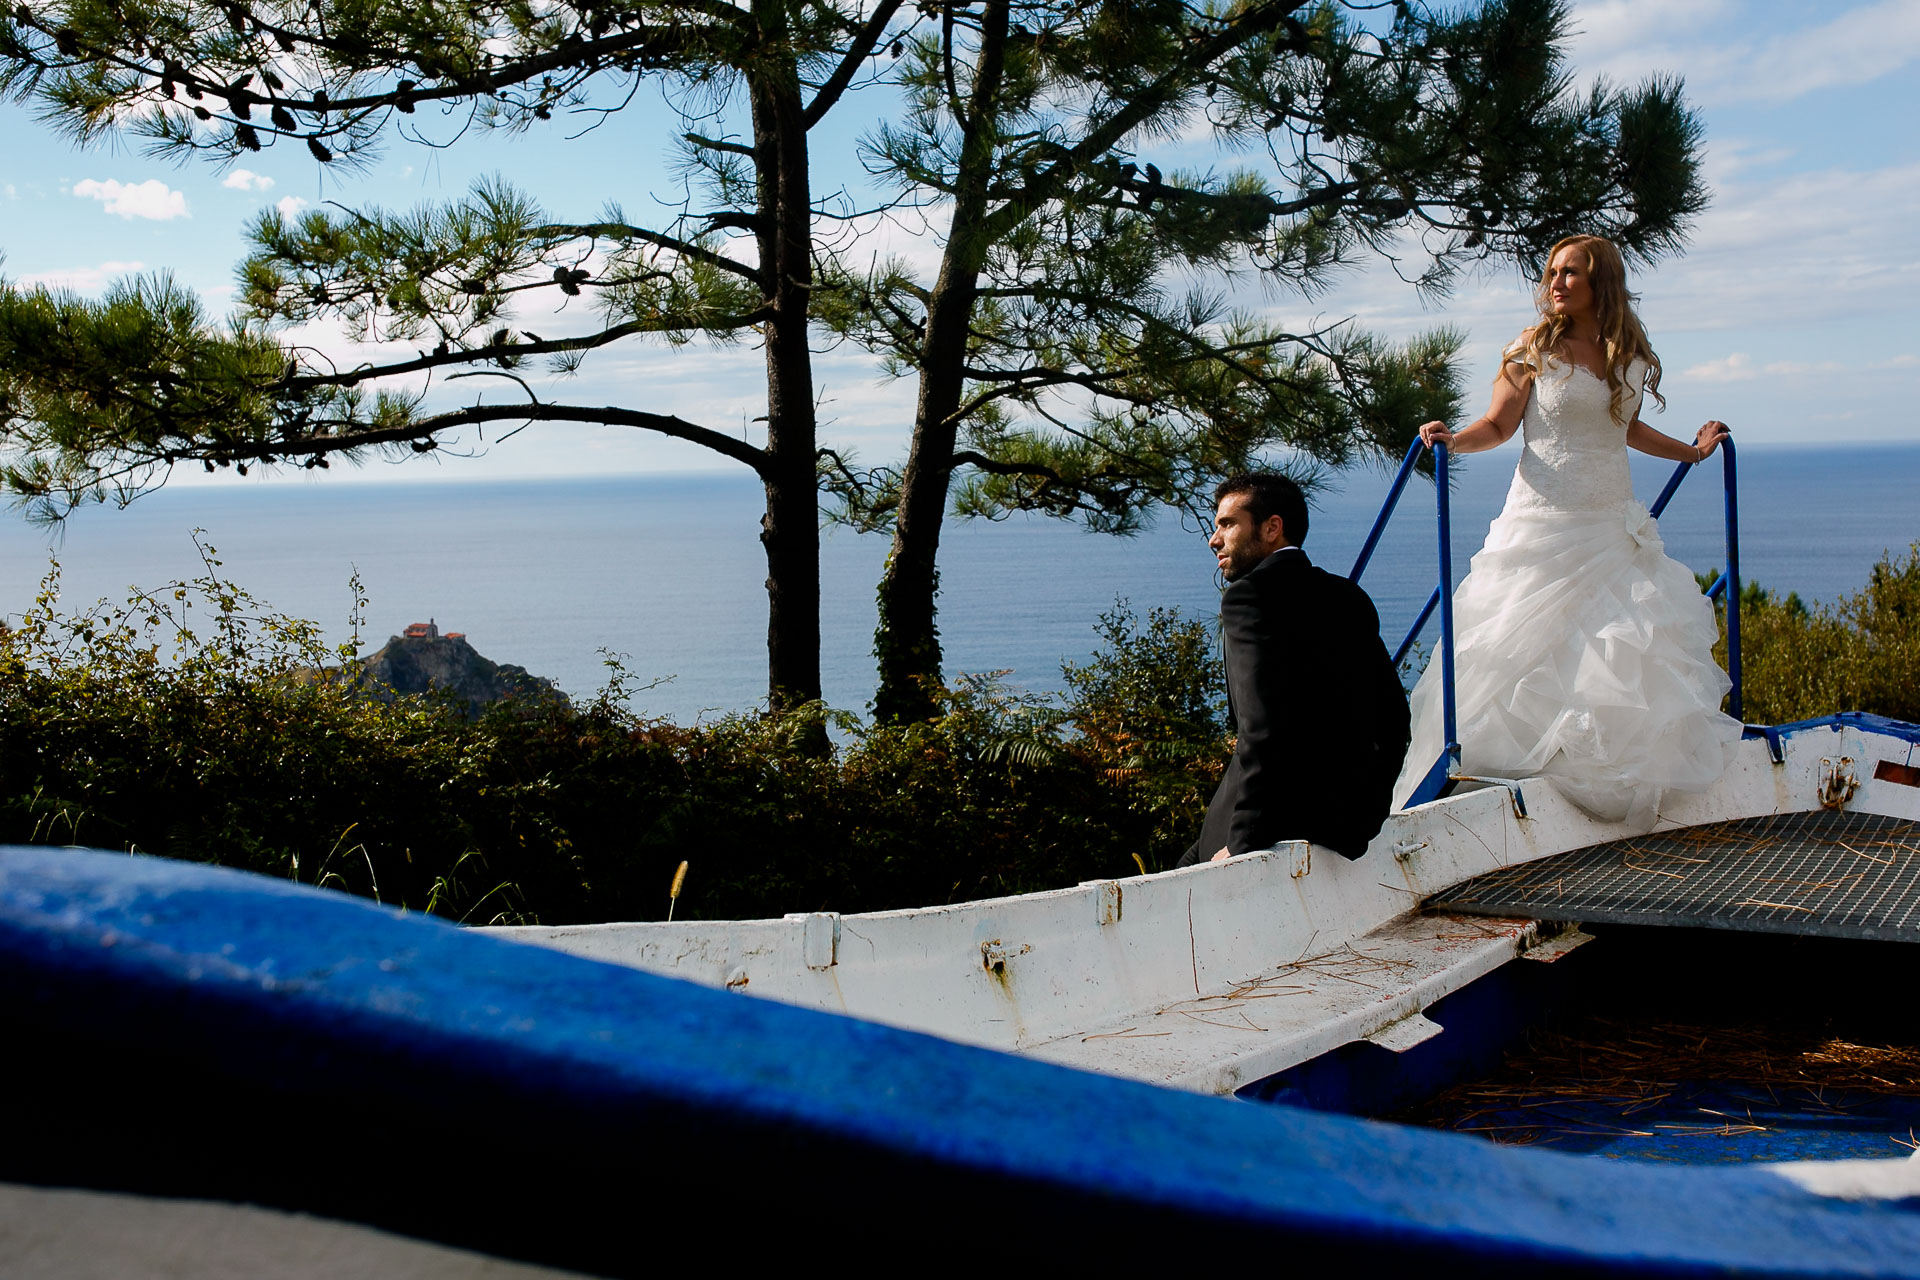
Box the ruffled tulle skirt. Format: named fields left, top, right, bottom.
left=1393, top=498, right=1742, bottom=827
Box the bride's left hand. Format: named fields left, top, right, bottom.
left=1694, top=420, right=1730, bottom=461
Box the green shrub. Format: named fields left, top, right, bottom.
left=0, top=562, right=1227, bottom=924
left=18, top=537, right=1916, bottom=929
left=1059, top=601, right=1229, bottom=855
left=1716, top=542, right=1920, bottom=725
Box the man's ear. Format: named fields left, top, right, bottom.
left=1264, top=515, right=1289, bottom=547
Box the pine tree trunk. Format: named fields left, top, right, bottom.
left=751, top=8, right=821, bottom=714
left=871, top=0, right=1010, bottom=725
left=871, top=301, right=968, bottom=724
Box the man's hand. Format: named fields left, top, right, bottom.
left=1210, top=847, right=1232, bottom=863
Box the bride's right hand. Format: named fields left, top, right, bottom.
left=1418, top=421, right=1455, bottom=450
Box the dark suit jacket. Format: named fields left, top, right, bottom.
left=1185, top=548, right=1411, bottom=863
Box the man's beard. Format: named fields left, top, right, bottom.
left=1222, top=543, right=1269, bottom=582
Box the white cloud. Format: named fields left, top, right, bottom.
left=1685, top=352, right=1755, bottom=383
left=1718, top=0, right=1920, bottom=105
left=16, top=260, right=147, bottom=292
left=1194, top=147, right=1920, bottom=444
left=275, top=195, right=310, bottom=219
left=829, top=204, right=950, bottom=282
left=72, top=178, right=189, bottom=220
left=1643, top=159, right=1920, bottom=333
left=1755, top=359, right=1848, bottom=377
left=1684, top=352, right=1913, bottom=382
left=1567, top=0, right=1920, bottom=107
left=1569, top=0, right=1730, bottom=61
left=3, top=183, right=16, bottom=200
left=1698, top=137, right=1794, bottom=187
left=223, top=169, right=276, bottom=192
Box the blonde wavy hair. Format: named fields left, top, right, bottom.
left=1504, top=234, right=1664, bottom=424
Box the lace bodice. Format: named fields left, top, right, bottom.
left=1502, top=356, right=1647, bottom=514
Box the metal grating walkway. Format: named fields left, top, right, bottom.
left=1429, top=811, right=1920, bottom=943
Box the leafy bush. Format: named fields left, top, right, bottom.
left=1716, top=542, right=1920, bottom=725
left=0, top=564, right=1226, bottom=924
left=1059, top=601, right=1229, bottom=854
left=17, top=536, right=1914, bottom=930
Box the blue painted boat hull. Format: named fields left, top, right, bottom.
left=4, top=846, right=1919, bottom=1274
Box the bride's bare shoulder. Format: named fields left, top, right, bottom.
left=1499, top=327, right=1545, bottom=387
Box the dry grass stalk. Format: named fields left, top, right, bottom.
left=1753, top=873, right=1863, bottom=892
left=1623, top=857, right=1691, bottom=880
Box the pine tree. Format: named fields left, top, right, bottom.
left=0, top=0, right=919, bottom=710
left=824, top=0, right=1705, bottom=722
left=0, top=0, right=1702, bottom=721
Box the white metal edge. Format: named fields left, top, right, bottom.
left=492, top=726, right=1920, bottom=1058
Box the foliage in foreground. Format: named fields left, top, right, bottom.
left=1723, top=542, right=1920, bottom=727
left=0, top=563, right=1226, bottom=925
left=10, top=541, right=1911, bottom=927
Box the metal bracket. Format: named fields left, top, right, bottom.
left=784, top=911, right=840, bottom=970
left=1750, top=724, right=1787, bottom=764
left=1366, top=1012, right=1443, bottom=1053
left=1451, top=773, right=1530, bottom=820
left=980, top=939, right=1031, bottom=974
left=1080, top=880, right=1123, bottom=926
left=1817, top=756, right=1859, bottom=811
left=1522, top=926, right=1595, bottom=964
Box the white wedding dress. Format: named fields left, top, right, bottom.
left=1392, top=353, right=1742, bottom=827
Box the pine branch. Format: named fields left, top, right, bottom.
left=803, top=0, right=905, bottom=127
left=204, top=402, right=772, bottom=474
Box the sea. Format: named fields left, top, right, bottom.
left=2, top=441, right=1916, bottom=724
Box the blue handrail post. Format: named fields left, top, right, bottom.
left=1350, top=439, right=1427, bottom=582
left=1723, top=438, right=1743, bottom=722
left=1435, top=442, right=1460, bottom=777
left=1648, top=458, right=1692, bottom=520
left=1391, top=586, right=1441, bottom=669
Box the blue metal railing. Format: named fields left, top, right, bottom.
left=1351, top=437, right=1742, bottom=808
left=1647, top=438, right=1743, bottom=722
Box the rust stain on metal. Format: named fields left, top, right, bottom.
left=980, top=939, right=1030, bottom=975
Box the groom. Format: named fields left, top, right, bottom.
left=1180, top=473, right=1410, bottom=867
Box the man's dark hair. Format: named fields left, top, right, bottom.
left=1214, top=472, right=1309, bottom=546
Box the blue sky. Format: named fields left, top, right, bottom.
left=2, top=0, right=1916, bottom=489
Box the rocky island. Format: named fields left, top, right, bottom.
left=344, top=620, right=568, bottom=718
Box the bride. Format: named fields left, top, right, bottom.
left=1393, top=234, right=1743, bottom=827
